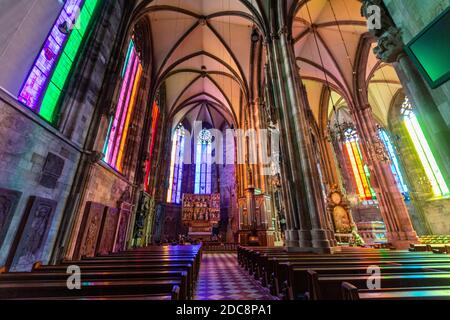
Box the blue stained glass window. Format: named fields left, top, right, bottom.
left=379, top=128, right=410, bottom=201
left=195, top=129, right=212, bottom=195
left=167, top=125, right=186, bottom=204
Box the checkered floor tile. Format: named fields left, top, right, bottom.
left=194, top=253, right=275, bottom=300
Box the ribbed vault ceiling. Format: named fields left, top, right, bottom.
left=294, top=0, right=402, bottom=128
left=135, top=0, right=262, bottom=128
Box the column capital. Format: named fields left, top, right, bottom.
left=374, top=26, right=404, bottom=63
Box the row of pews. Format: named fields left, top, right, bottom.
left=238, top=246, right=450, bottom=300
left=0, top=245, right=202, bottom=300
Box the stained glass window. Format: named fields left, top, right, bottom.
left=195, top=129, right=213, bottom=195
left=144, top=102, right=160, bottom=193
left=103, top=39, right=143, bottom=172
left=167, top=125, right=186, bottom=204
left=343, top=128, right=377, bottom=201
left=401, top=97, right=449, bottom=197
left=379, top=128, right=410, bottom=201
left=19, top=0, right=100, bottom=123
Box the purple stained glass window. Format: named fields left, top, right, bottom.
left=18, top=67, right=47, bottom=108
left=36, top=38, right=61, bottom=76
left=18, top=0, right=83, bottom=110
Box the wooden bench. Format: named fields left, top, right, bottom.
left=342, top=282, right=450, bottom=300
left=0, top=245, right=202, bottom=300
left=307, top=270, right=450, bottom=300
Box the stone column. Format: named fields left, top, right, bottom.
left=361, top=0, right=450, bottom=187
left=263, top=2, right=335, bottom=252
left=352, top=105, right=418, bottom=248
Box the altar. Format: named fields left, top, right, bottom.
left=182, top=194, right=221, bottom=241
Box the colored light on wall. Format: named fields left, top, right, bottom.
left=19, top=0, right=99, bottom=122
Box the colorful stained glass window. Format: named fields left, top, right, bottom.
left=18, top=0, right=99, bottom=123
left=401, top=97, right=449, bottom=197
left=195, top=129, right=213, bottom=195
left=144, top=102, right=160, bottom=193
left=379, top=128, right=410, bottom=201
left=167, top=125, right=186, bottom=204
left=344, top=128, right=376, bottom=201
left=103, top=40, right=143, bottom=172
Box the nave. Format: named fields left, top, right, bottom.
left=195, top=253, right=273, bottom=300
left=2, top=243, right=450, bottom=300
left=1, top=0, right=450, bottom=304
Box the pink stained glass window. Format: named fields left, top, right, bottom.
left=104, top=48, right=137, bottom=163
left=110, top=55, right=139, bottom=166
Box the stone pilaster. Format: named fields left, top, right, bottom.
left=263, top=2, right=335, bottom=252
left=352, top=105, right=418, bottom=248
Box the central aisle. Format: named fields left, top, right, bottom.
left=195, top=253, right=275, bottom=300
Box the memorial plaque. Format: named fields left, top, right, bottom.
left=8, top=197, right=57, bottom=272
left=0, top=188, right=22, bottom=249
left=40, top=153, right=65, bottom=189
left=113, top=203, right=132, bottom=252
left=96, top=207, right=119, bottom=255
left=77, top=202, right=106, bottom=259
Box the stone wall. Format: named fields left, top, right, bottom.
left=384, top=0, right=450, bottom=126
left=0, top=90, right=80, bottom=269
left=0, top=1, right=129, bottom=269
left=0, top=0, right=61, bottom=94
left=65, top=163, right=134, bottom=258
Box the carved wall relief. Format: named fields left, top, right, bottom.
left=96, top=207, right=120, bottom=255
left=7, top=197, right=57, bottom=272
left=0, top=188, right=22, bottom=249
left=113, top=202, right=132, bottom=252
left=76, top=202, right=106, bottom=259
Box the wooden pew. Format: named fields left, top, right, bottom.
left=307, top=270, right=450, bottom=300
left=0, top=279, right=182, bottom=300
left=1, top=245, right=202, bottom=300
left=287, top=264, right=450, bottom=300
left=267, top=254, right=447, bottom=297
left=0, top=270, right=189, bottom=300
left=34, top=262, right=196, bottom=298
left=342, top=282, right=450, bottom=300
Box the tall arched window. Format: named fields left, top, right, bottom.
left=379, top=128, right=409, bottom=200
left=103, top=39, right=143, bottom=172
left=343, top=128, right=376, bottom=201
left=167, top=125, right=186, bottom=204
left=401, top=97, right=449, bottom=197
left=195, top=129, right=213, bottom=195
left=19, top=0, right=100, bottom=123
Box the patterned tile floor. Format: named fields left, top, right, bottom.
left=195, top=253, right=275, bottom=300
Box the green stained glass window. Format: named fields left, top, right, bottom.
left=40, top=83, right=61, bottom=121
left=37, top=0, right=100, bottom=123
left=64, top=30, right=82, bottom=62
left=52, top=53, right=72, bottom=90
